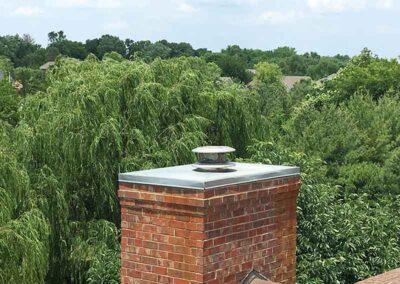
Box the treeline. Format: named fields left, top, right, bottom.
left=0, top=31, right=349, bottom=82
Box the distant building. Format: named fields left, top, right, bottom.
left=246, top=69, right=311, bottom=90
left=39, top=61, right=55, bottom=71
left=247, top=75, right=311, bottom=90
left=282, top=75, right=311, bottom=89
left=0, top=70, right=4, bottom=80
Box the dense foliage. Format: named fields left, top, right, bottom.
left=0, top=56, right=263, bottom=283
left=0, top=32, right=349, bottom=85
left=247, top=49, right=400, bottom=282
left=1, top=45, right=399, bottom=284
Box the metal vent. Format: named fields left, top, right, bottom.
left=192, top=146, right=235, bottom=171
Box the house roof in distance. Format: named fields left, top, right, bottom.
left=282, top=75, right=311, bottom=89
left=39, top=61, right=55, bottom=70
left=246, top=72, right=311, bottom=90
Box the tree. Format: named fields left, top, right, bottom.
left=208, top=54, right=251, bottom=83
left=0, top=56, right=263, bottom=283
left=127, top=40, right=151, bottom=58
left=324, top=49, right=400, bottom=102
left=252, top=62, right=287, bottom=118
left=0, top=80, right=20, bottom=125
left=306, top=56, right=346, bottom=79
left=85, top=38, right=100, bottom=57
left=46, top=46, right=60, bottom=61
left=254, top=61, right=283, bottom=85
left=13, top=67, right=47, bottom=96
left=161, top=40, right=195, bottom=57
left=0, top=35, right=45, bottom=68
left=96, top=35, right=126, bottom=58
left=0, top=56, right=12, bottom=71
left=49, top=40, right=87, bottom=60
left=48, top=31, right=66, bottom=43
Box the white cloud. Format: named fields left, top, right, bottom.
left=307, top=0, right=368, bottom=12
left=234, top=0, right=262, bottom=5
left=307, top=0, right=394, bottom=13
left=12, top=6, right=44, bottom=16
left=376, top=0, right=393, bottom=9
left=49, top=0, right=122, bottom=8
left=174, top=0, right=197, bottom=13
left=259, top=10, right=304, bottom=24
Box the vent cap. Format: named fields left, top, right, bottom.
left=192, top=146, right=235, bottom=171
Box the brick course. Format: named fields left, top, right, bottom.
left=119, top=176, right=300, bottom=284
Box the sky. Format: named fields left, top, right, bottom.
left=1, top=0, right=400, bottom=58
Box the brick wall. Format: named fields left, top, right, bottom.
left=119, top=176, right=300, bottom=284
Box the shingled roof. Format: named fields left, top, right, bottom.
left=241, top=270, right=279, bottom=284
left=282, top=75, right=311, bottom=89
left=39, top=61, right=55, bottom=71
left=356, top=268, right=400, bottom=284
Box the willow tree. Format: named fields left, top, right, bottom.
left=0, top=123, right=49, bottom=284
left=1, top=55, right=264, bottom=283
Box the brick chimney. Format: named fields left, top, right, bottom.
left=118, top=159, right=300, bottom=284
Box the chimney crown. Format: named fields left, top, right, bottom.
left=119, top=162, right=299, bottom=190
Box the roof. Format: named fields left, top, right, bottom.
left=355, top=268, right=400, bottom=284
left=250, top=280, right=278, bottom=284
left=119, top=162, right=300, bottom=190
left=242, top=270, right=279, bottom=284
left=246, top=75, right=311, bottom=90
left=39, top=61, right=55, bottom=70
left=282, top=76, right=311, bottom=89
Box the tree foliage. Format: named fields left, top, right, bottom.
left=0, top=56, right=263, bottom=283
left=1, top=41, right=400, bottom=284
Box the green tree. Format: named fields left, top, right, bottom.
left=0, top=56, right=263, bottom=283
left=85, top=38, right=100, bottom=58
left=325, top=49, right=400, bottom=102
left=252, top=62, right=287, bottom=121
left=96, top=35, right=126, bottom=58
left=0, top=35, right=45, bottom=68
left=48, top=31, right=66, bottom=43
left=0, top=80, right=20, bottom=125
left=49, top=40, right=87, bottom=60
left=13, top=67, right=47, bottom=96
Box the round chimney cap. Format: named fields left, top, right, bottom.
left=192, top=146, right=235, bottom=154
left=192, top=146, right=236, bottom=171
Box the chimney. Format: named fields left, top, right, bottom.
left=118, top=146, right=300, bottom=284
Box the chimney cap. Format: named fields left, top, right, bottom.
left=192, top=146, right=236, bottom=171
left=192, top=146, right=235, bottom=154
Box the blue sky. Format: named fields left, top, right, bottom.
left=1, top=0, right=399, bottom=57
